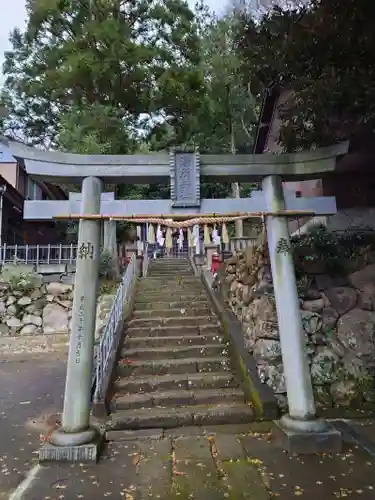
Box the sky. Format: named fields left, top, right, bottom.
left=0, top=0, right=226, bottom=85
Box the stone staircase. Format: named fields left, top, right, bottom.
left=107, top=257, right=254, bottom=433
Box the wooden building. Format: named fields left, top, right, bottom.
left=0, top=143, right=67, bottom=245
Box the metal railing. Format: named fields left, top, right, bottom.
left=0, top=244, right=78, bottom=265
left=0, top=243, right=126, bottom=267
left=93, top=253, right=138, bottom=405
left=0, top=237, right=257, bottom=267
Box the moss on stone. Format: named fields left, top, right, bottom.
left=99, top=279, right=118, bottom=296
left=221, top=460, right=270, bottom=500
left=221, top=325, right=264, bottom=418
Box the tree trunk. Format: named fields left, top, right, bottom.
left=230, top=125, right=243, bottom=238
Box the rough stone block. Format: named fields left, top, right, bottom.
left=39, top=436, right=103, bottom=463
left=272, top=420, right=342, bottom=455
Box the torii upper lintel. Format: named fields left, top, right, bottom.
left=0, top=136, right=349, bottom=184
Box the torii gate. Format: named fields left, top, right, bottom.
left=2, top=137, right=348, bottom=459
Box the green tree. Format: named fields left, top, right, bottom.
left=237, top=0, right=375, bottom=151
left=146, top=7, right=259, bottom=203
left=1, top=0, right=204, bottom=150
left=196, top=15, right=258, bottom=154
left=193, top=10, right=259, bottom=225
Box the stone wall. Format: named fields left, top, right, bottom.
left=0, top=265, right=114, bottom=355
left=218, top=236, right=375, bottom=409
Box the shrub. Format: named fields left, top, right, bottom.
left=290, top=225, right=375, bottom=276
left=0, top=264, right=42, bottom=292
left=99, top=250, right=115, bottom=279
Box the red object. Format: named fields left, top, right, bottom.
left=211, top=253, right=221, bottom=275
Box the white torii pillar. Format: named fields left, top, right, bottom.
left=262, top=175, right=341, bottom=453
left=69, top=192, right=117, bottom=251
left=70, top=192, right=119, bottom=278
left=42, top=177, right=103, bottom=461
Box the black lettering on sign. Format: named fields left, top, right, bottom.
left=78, top=242, right=94, bottom=260
left=75, top=295, right=85, bottom=364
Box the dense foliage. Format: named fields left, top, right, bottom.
left=2, top=0, right=206, bottom=151
left=238, top=0, right=375, bottom=151
left=1, top=1, right=260, bottom=205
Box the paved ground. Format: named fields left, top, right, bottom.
left=0, top=353, right=66, bottom=499
left=18, top=422, right=375, bottom=500
left=3, top=354, right=375, bottom=499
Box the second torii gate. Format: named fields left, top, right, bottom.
left=2, top=138, right=348, bottom=460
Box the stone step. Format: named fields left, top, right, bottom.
left=147, top=272, right=192, bottom=283
left=128, top=316, right=217, bottom=329
left=148, top=266, right=192, bottom=271
left=137, top=288, right=204, bottom=296
left=139, top=279, right=201, bottom=285
left=132, top=307, right=212, bottom=319
left=114, top=372, right=237, bottom=393
left=147, top=272, right=193, bottom=283
left=135, top=292, right=208, bottom=302
left=148, top=266, right=193, bottom=271
left=121, top=344, right=225, bottom=360
left=149, top=260, right=191, bottom=264
left=113, top=388, right=244, bottom=411
left=148, top=264, right=193, bottom=269
left=149, top=264, right=193, bottom=269
left=124, top=334, right=224, bottom=349
left=151, top=268, right=192, bottom=271
left=147, top=266, right=193, bottom=270
left=126, top=324, right=220, bottom=337
left=148, top=268, right=193, bottom=273
left=134, top=300, right=208, bottom=311
left=106, top=403, right=254, bottom=430
left=117, top=356, right=231, bottom=376
left=149, top=259, right=191, bottom=269
left=137, top=283, right=203, bottom=291
left=141, top=275, right=200, bottom=281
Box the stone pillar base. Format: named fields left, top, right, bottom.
left=273, top=419, right=342, bottom=455
left=39, top=433, right=104, bottom=463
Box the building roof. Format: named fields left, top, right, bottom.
left=251, top=83, right=375, bottom=176
left=0, top=140, right=67, bottom=200
left=253, top=83, right=281, bottom=154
